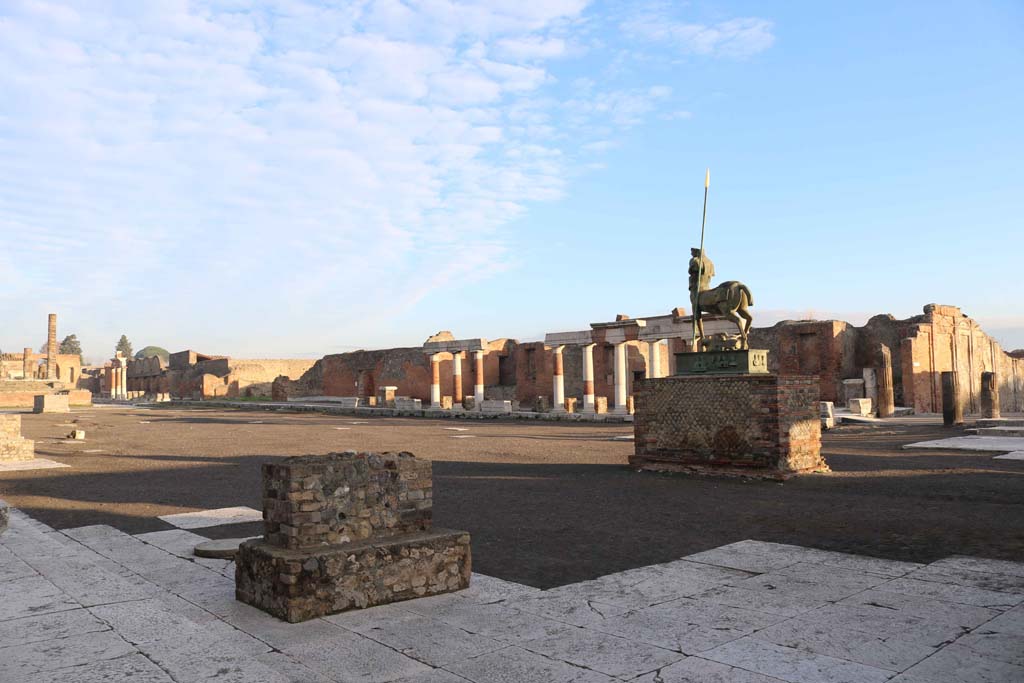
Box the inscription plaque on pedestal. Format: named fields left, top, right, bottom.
left=675, top=349, right=768, bottom=376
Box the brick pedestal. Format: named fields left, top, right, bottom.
left=235, top=451, right=471, bottom=622
left=0, top=415, right=35, bottom=461
left=631, top=374, right=828, bottom=480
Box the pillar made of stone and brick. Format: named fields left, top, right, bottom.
left=429, top=354, right=442, bottom=409
left=551, top=345, right=566, bottom=413
left=877, top=346, right=895, bottom=418
left=581, top=343, right=596, bottom=413
left=22, top=347, right=32, bottom=380
left=941, top=371, right=963, bottom=427
left=473, top=350, right=485, bottom=407
left=981, top=372, right=1000, bottom=419
left=612, top=342, right=628, bottom=415
left=46, top=313, right=57, bottom=380
left=452, top=352, right=463, bottom=404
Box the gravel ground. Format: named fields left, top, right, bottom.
left=2, top=405, right=1022, bottom=588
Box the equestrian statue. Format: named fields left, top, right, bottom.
left=688, top=248, right=754, bottom=350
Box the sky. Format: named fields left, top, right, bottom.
left=1, top=0, right=1022, bottom=364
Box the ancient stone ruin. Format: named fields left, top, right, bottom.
left=0, top=415, right=35, bottom=462
left=235, top=451, right=471, bottom=623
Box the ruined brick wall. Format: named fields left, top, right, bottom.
left=632, top=374, right=824, bottom=476
left=750, top=321, right=851, bottom=404
left=0, top=384, right=91, bottom=409
left=225, top=359, right=317, bottom=398
left=262, top=452, right=432, bottom=549
left=0, top=415, right=35, bottom=461
left=899, top=305, right=1023, bottom=414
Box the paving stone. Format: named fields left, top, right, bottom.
left=837, top=588, right=1001, bottom=631
left=770, top=562, right=892, bottom=592
left=593, top=597, right=784, bottom=654
left=0, top=574, right=80, bottom=621
left=631, top=656, right=789, bottom=682
left=0, top=607, right=109, bottom=648
left=19, top=653, right=174, bottom=683
left=513, top=592, right=629, bottom=628
left=980, top=604, right=1024, bottom=635
left=456, top=572, right=542, bottom=604
left=955, top=630, right=1024, bottom=666
left=0, top=629, right=137, bottom=679
left=891, top=643, right=1024, bottom=682
left=798, top=602, right=971, bottom=646
left=158, top=505, right=263, bottom=529
left=792, top=548, right=924, bottom=578
left=693, top=575, right=843, bottom=618
left=445, top=645, right=615, bottom=682
left=879, top=577, right=1024, bottom=610
left=684, top=540, right=807, bottom=574
left=929, top=556, right=1024, bottom=578
left=140, top=633, right=288, bottom=683
left=906, top=564, right=1024, bottom=593
left=394, top=668, right=478, bottom=682
left=0, top=544, right=39, bottom=582
left=701, top=636, right=892, bottom=683
left=342, top=610, right=506, bottom=667
left=752, top=614, right=939, bottom=672
left=400, top=598, right=577, bottom=644
left=33, top=553, right=162, bottom=607
left=254, top=651, right=337, bottom=683
left=221, top=601, right=350, bottom=650
left=284, top=628, right=433, bottom=682
left=519, top=625, right=684, bottom=679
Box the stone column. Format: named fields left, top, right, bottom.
left=429, top=354, right=442, bottom=409
left=473, top=351, right=485, bottom=407
left=452, top=352, right=463, bottom=406
left=981, top=371, right=1000, bottom=419
left=551, top=345, right=566, bottom=413
left=648, top=340, right=665, bottom=379
left=941, top=371, right=963, bottom=426
left=877, top=347, right=895, bottom=418
left=46, top=313, right=57, bottom=379
left=110, top=366, right=118, bottom=399
left=22, top=347, right=31, bottom=380
left=612, top=342, right=628, bottom=414
left=581, top=343, right=596, bottom=413
left=122, top=365, right=129, bottom=399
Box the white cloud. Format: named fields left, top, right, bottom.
left=623, top=14, right=775, bottom=59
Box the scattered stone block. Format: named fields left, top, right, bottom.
left=194, top=537, right=257, bottom=560
left=440, top=396, right=453, bottom=410
left=863, top=368, right=878, bottom=405
left=462, top=396, right=476, bottom=411
left=820, top=401, right=835, bottom=430
left=0, top=415, right=35, bottom=462
left=33, top=394, right=69, bottom=414
left=236, top=451, right=471, bottom=622
left=480, top=400, right=512, bottom=415
left=394, top=397, right=422, bottom=411
left=848, top=398, right=873, bottom=416
left=67, top=430, right=85, bottom=440
left=840, top=379, right=865, bottom=407
left=564, top=397, right=577, bottom=414
left=594, top=397, right=608, bottom=414
left=535, top=396, right=550, bottom=412
left=377, top=386, right=398, bottom=408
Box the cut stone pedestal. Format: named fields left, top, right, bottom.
left=33, top=394, right=69, bottom=413
left=632, top=373, right=827, bottom=479
left=235, top=451, right=471, bottom=623
left=848, top=397, right=873, bottom=416
left=0, top=415, right=35, bottom=461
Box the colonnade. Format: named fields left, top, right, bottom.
left=428, top=350, right=486, bottom=410
left=109, top=360, right=129, bottom=400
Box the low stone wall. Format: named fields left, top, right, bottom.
left=0, top=415, right=35, bottom=461
left=236, top=451, right=471, bottom=622
left=0, top=389, right=91, bottom=409
left=631, top=374, right=827, bottom=479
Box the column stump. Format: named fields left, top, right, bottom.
left=235, top=451, right=471, bottom=623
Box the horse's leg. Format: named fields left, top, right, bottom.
left=695, top=310, right=704, bottom=350
left=724, top=309, right=744, bottom=348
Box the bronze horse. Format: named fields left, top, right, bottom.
left=695, top=281, right=754, bottom=349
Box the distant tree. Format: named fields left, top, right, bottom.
left=115, top=335, right=133, bottom=359
left=59, top=334, right=84, bottom=364
left=134, top=346, right=170, bottom=363
left=39, top=342, right=47, bottom=353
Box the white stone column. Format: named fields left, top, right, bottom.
left=452, top=352, right=463, bottom=407
left=612, top=342, right=628, bottom=414
left=581, top=343, right=596, bottom=413
left=429, top=354, right=442, bottom=409
left=120, top=365, right=128, bottom=399
left=649, top=339, right=665, bottom=379
left=551, top=345, right=566, bottom=413
left=473, top=350, right=485, bottom=407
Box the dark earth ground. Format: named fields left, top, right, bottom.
left=2, top=405, right=1022, bottom=589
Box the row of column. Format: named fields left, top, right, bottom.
left=551, top=339, right=669, bottom=415
left=110, top=364, right=128, bottom=400
left=429, top=351, right=486, bottom=410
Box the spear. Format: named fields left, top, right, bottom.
left=692, top=168, right=710, bottom=351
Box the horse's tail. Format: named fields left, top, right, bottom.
left=739, top=283, right=753, bottom=306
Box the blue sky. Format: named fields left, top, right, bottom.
left=2, top=1, right=1022, bottom=363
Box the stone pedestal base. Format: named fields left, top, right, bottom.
left=33, top=394, right=69, bottom=413
left=236, top=528, right=472, bottom=623
left=631, top=374, right=828, bottom=480
left=0, top=415, right=35, bottom=461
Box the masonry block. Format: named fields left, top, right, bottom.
left=33, top=394, right=69, bottom=413
left=631, top=374, right=828, bottom=480
left=236, top=451, right=471, bottom=622
left=848, top=397, right=873, bottom=416
left=0, top=415, right=35, bottom=461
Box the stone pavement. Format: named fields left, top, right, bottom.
left=1, top=509, right=1023, bottom=682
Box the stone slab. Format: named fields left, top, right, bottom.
left=903, top=436, right=1024, bottom=452
left=158, top=505, right=263, bottom=529
left=848, top=397, right=873, bottom=416
left=194, top=536, right=258, bottom=559
left=993, top=451, right=1024, bottom=460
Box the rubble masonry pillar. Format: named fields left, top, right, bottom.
left=941, top=371, right=963, bottom=426
left=981, top=372, right=1000, bottom=419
